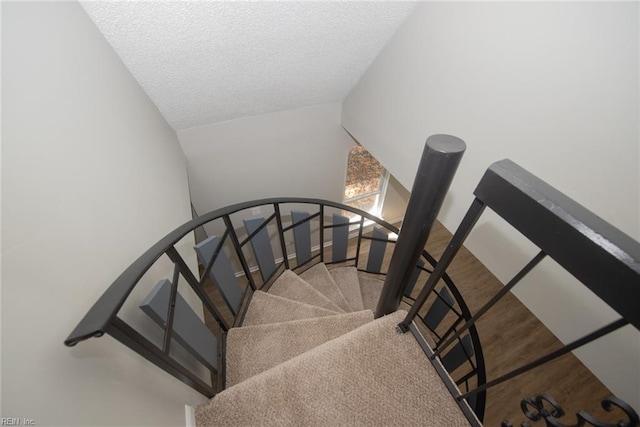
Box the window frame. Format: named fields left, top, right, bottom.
left=342, top=146, right=390, bottom=219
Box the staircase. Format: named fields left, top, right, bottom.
left=64, top=137, right=640, bottom=427
left=195, top=263, right=470, bottom=426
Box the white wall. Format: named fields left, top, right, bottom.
left=381, top=174, right=410, bottom=223
left=179, top=110, right=409, bottom=274
left=343, top=2, right=640, bottom=408
left=2, top=2, right=207, bottom=426
left=0, top=0, right=4, bottom=415
left=178, top=103, right=354, bottom=213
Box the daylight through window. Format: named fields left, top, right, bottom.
left=343, top=145, right=389, bottom=218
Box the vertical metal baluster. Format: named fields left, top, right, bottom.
left=223, top=215, right=257, bottom=291
left=319, top=205, right=325, bottom=263
left=162, top=262, right=181, bottom=353
left=166, top=246, right=230, bottom=331
left=273, top=203, right=289, bottom=270
left=354, top=216, right=365, bottom=268
left=106, top=317, right=216, bottom=398
left=398, top=198, right=485, bottom=331
left=198, top=230, right=229, bottom=287
left=458, top=318, right=628, bottom=400
left=433, top=251, right=547, bottom=357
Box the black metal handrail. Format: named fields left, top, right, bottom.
left=64, top=196, right=485, bottom=416
left=400, top=159, right=640, bottom=425
left=63, top=136, right=639, bottom=425
left=64, top=198, right=373, bottom=346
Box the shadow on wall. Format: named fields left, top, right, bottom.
left=381, top=174, right=410, bottom=222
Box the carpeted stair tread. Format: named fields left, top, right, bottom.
left=196, top=311, right=470, bottom=427
left=329, top=266, right=365, bottom=312
left=242, top=291, right=339, bottom=326
left=359, top=275, right=385, bottom=312
left=299, top=263, right=353, bottom=312
left=226, top=310, right=374, bottom=386
left=268, top=270, right=345, bottom=313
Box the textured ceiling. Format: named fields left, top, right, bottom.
left=81, top=2, right=416, bottom=130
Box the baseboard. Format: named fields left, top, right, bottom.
left=384, top=215, right=404, bottom=227
left=185, top=405, right=196, bottom=427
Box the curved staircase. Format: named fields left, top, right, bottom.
left=65, top=138, right=640, bottom=427
left=196, top=262, right=470, bottom=426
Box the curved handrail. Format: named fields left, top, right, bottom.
left=64, top=196, right=485, bottom=416
left=65, top=197, right=410, bottom=345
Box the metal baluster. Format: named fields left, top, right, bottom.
left=432, top=251, right=547, bottom=357
left=273, top=203, right=289, bottom=269
left=458, top=318, right=628, bottom=400
left=166, top=246, right=230, bottom=331
left=319, top=205, right=325, bottom=263
left=398, top=198, right=485, bottom=330
left=223, top=215, right=257, bottom=291
left=162, top=262, right=181, bottom=353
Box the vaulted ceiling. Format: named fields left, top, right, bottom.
left=81, top=2, right=416, bottom=130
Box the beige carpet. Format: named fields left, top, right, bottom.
left=268, top=270, right=345, bottom=313
left=359, top=275, right=384, bottom=312
left=196, top=263, right=471, bottom=426
left=299, top=263, right=352, bottom=312
left=226, top=310, right=374, bottom=386
left=242, top=291, right=339, bottom=326
left=329, top=266, right=365, bottom=311
left=197, top=311, right=470, bottom=426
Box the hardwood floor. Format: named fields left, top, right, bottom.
left=199, top=219, right=615, bottom=426
left=420, top=221, right=614, bottom=426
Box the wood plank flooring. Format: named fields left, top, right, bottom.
left=419, top=220, right=614, bottom=426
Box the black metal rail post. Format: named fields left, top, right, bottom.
left=273, top=203, right=290, bottom=270
left=375, top=135, right=466, bottom=318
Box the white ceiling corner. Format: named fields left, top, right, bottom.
left=81, top=1, right=416, bottom=130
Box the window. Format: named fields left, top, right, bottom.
left=343, top=145, right=389, bottom=218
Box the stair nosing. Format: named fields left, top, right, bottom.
left=268, top=270, right=346, bottom=313
left=231, top=309, right=373, bottom=331
left=299, top=263, right=354, bottom=312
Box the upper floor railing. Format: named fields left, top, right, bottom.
left=400, top=158, right=640, bottom=427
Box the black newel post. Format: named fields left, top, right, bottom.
left=374, top=135, right=466, bottom=318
